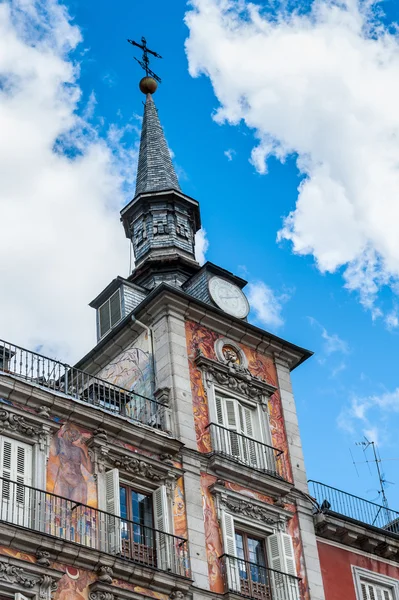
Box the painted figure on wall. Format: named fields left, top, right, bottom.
left=48, top=423, right=94, bottom=505
left=98, top=331, right=154, bottom=398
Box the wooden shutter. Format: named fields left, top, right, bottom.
left=99, top=302, right=111, bottom=338
left=153, top=485, right=171, bottom=571
left=110, top=290, right=122, bottom=327
left=0, top=437, right=32, bottom=527
left=221, top=511, right=240, bottom=592
left=238, top=404, right=258, bottom=467
left=267, top=533, right=299, bottom=600
left=224, top=398, right=240, bottom=458
left=105, top=469, right=121, bottom=554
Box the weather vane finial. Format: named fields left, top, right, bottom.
left=127, top=36, right=162, bottom=95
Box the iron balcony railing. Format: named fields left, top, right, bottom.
left=220, top=554, right=301, bottom=600
left=309, top=480, right=399, bottom=534
left=0, top=339, right=170, bottom=431
left=207, top=423, right=288, bottom=481
left=0, top=477, right=190, bottom=578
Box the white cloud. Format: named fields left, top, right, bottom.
left=185, top=0, right=399, bottom=316
left=338, top=388, right=399, bottom=444
left=195, top=228, right=209, bottom=265
left=0, top=0, right=136, bottom=362
left=247, top=281, right=285, bottom=329
left=385, top=309, right=399, bottom=330
left=224, top=148, right=235, bottom=161
left=308, top=317, right=349, bottom=354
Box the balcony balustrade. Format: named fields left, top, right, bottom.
left=0, top=339, right=169, bottom=431
left=206, top=423, right=288, bottom=481
left=220, top=554, right=301, bottom=600
left=0, top=477, right=190, bottom=578
left=308, top=480, right=399, bottom=533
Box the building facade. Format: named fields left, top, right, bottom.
left=0, top=75, right=325, bottom=600
left=310, top=481, right=399, bottom=600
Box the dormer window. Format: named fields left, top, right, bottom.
left=98, top=289, right=122, bottom=339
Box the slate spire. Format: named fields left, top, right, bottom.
left=135, top=93, right=181, bottom=197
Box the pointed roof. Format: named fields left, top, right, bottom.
left=135, top=93, right=181, bottom=196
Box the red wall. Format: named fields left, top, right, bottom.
left=318, top=540, right=399, bottom=600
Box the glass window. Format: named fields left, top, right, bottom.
left=119, top=485, right=154, bottom=548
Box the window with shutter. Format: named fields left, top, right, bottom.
left=360, top=581, right=394, bottom=600
left=266, top=533, right=300, bottom=600
left=153, top=485, right=172, bottom=572
left=214, top=395, right=259, bottom=468
left=221, top=511, right=240, bottom=592
left=15, top=594, right=31, bottom=600
left=354, top=568, right=398, bottom=600
left=98, top=289, right=122, bottom=339
left=0, top=437, right=32, bottom=528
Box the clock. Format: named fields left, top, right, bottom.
left=208, top=276, right=250, bottom=319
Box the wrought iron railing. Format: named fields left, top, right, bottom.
left=308, top=480, right=399, bottom=533
left=207, top=423, right=288, bottom=480
left=0, top=339, right=169, bottom=431
left=220, top=554, right=301, bottom=600
left=0, top=477, right=190, bottom=577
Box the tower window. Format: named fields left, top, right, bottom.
left=98, top=289, right=122, bottom=339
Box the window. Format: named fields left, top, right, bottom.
left=214, top=394, right=272, bottom=472
left=98, top=289, right=122, bottom=339
left=103, top=469, right=171, bottom=570
left=0, top=436, right=32, bottom=527
left=353, top=567, right=399, bottom=600
left=221, top=511, right=299, bottom=600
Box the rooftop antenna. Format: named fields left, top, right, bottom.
left=356, top=437, right=392, bottom=524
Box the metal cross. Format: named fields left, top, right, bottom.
left=127, top=36, right=162, bottom=83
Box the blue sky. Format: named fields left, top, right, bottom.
left=2, top=0, right=399, bottom=509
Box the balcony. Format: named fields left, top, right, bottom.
left=206, top=423, right=292, bottom=496
left=309, top=480, right=399, bottom=533
left=220, top=554, right=301, bottom=600
left=0, top=339, right=169, bottom=431
left=0, top=477, right=190, bottom=578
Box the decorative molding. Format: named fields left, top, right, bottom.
left=36, top=548, right=51, bottom=568
left=195, top=351, right=276, bottom=402
left=108, top=454, right=163, bottom=482
left=154, top=387, right=170, bottom=405
left=170, top=590, right=186, bottom=600
left=0, top=405, right=57, bottom=452
left=0, top=556, right=60, bottom=600
left=89, top=593, right=115, bottom=600
left=96, top=565, right=113, bottom=584
left=214, top=338, right=248, bottom=370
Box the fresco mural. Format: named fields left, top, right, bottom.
left=174, top=475, right=188, bottom=539
left=185, top=320, right=293, bottom=482
left=47, top=423, right=96, bottom=507
left=201, top=473, right=225, bottom=593
left=97, top=330, right=154, bottom=399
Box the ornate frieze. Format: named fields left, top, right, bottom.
left=108, top=454, right=163, bottom=481
left=96, top=565, right=114, bottom=584
left=36, top=549, right=51, bottom=568
left=89, top=593, right=115, bottom=600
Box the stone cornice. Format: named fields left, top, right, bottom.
left=314, top=511, right=399, bottom=563
left=194, top=351, right=277, bottom=402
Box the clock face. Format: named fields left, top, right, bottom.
left=208, top=276, right=250, bottom=319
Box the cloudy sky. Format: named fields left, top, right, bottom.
left=1, top=0, right=399, bottom=505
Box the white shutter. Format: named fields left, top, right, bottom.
left=221, top=511, right=240, bottom=592
left=153, top=485, right=171, bottom=571
left=239, top=405, right=258, bottom=468
left=224, top=398, right=240, bottom=458
left=16, top=594, right=31, bottom=600
left=0, top=437, right=32, bottom=527
left=267, top=533, right=300, bottom=600
left=105, top=469, right=121, bottom=554
left=361, top=582, right=393, bottom=600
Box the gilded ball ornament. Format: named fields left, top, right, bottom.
left=139, top=76, right=158, bottom=95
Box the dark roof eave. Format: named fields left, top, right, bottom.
left=76, top=283, right=312, bottom=371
